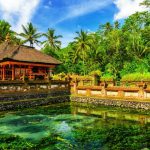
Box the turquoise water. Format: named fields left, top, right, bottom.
left=0, top=102, right=150, bottom=150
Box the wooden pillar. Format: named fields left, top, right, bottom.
left=2, top=65, right=5, bottom=80
left=20, top=65, right=21, bottom=74
left=28, top=66, right=32, bottom=80
left=49, top=68, right=52, bottom=76
left=12, top=64, right=15, bottom=80
left=44, top=67, right=46, bottom=79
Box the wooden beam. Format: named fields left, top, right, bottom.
left=0, top=61, right=56, bottom=68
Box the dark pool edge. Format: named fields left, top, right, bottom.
left=0, top=90, right=70, bottom=111
left=71, top=96, right=150, bottom=110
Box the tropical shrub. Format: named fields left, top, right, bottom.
left=120, top=59, right=150, bottom=77
left=77, top=75, right=93, bottom=81
left=121, top=73, right=150, bottom=81
left=89, top=70, right=102, bottom=76
left=52, top=74, right=61, bottom=80
left=100, top=73, right=115, bottom=82
left=52, top=72, right=66, bottom=80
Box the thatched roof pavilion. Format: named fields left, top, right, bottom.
left=0, top=42, right=61, bottom=81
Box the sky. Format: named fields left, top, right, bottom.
left=0, top=0, right=148, bottom=48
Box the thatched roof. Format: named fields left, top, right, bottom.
left=0, top=42, right=61, bottom=65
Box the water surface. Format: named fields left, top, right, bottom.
left=0, top=102, right=150, bottom=150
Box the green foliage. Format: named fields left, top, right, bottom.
left=76, top=75, right=93, bottom=81
left=72, top=30, right=93, bottom=75
left=42, top=44, right=59, bottom=59
left=42, top=11, right=149, bottom=77
left=52, top=72, right=66, bottom=80
left=89, top=70, right=102, bottom=76
left=120, top=59, right=150, bottom=76
left=55, top=11, right=150, bottom=78
left=121, top=73, right=150, bottom=81
left=0, top=9, right=149, bottom=79
left=0, top=20, right=11, bottom=43
left=0, top=20, right=18, bottom=44
left=140, top=0, right=150, bottom=7
left=100, top=73, right=114, bottom=81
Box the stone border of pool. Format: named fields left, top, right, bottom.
left=71, top=96, right=150, bottom=110
left=1, top=90, right=150, bottom=111
left=0, top=89, right=70, bottom=111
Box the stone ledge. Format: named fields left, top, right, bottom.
left=0, top=89, right=70, bottom=111
left=71, top=96, right=150, bottom=110
left=0, top=95, right=70, bottom=111
left=0, top=90, right=70, bottom=102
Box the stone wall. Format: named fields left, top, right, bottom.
left=71, top=82, right=150, bottom=99
left=71, top=96, right=150, bottom=110
left=1, top=80, right=150, bottom=111
left=0, top=89, right=70, bottom=111
left=0, top=80, right=69, bottom=93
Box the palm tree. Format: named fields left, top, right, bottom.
left=114, top=21, right=120, bottom=29
left=73, top=30, right=92, bottom=75
left=19, top=23, right=41, bottom=47
left=42, top=28, right=62, bottom=50
left=100, top=22, right=112, bottom=35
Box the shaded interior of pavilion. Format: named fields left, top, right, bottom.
left=0, top=63, right=52, bottom=81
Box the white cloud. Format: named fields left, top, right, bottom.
left=56, top=0, right=112, bottom=24
left=0, top=0, right=40, bottom=32
left=114, top=0, right=149, bottom=20
left=44, top=0, right=52, bottom=9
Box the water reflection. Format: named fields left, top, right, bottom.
left=0, top=102, right=150, bottom=149
left=71, top=103, right=150, bottom=125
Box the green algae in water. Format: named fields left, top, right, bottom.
left=0, top=103, right=150, bottom=150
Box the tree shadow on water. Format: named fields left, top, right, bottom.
left=5, top=115, right=47, bottom=126
left=16, top=125, right=46, bottom=133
